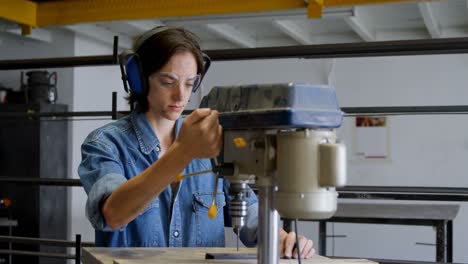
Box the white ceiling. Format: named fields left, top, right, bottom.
left=2, top=0, right=468, bottom=50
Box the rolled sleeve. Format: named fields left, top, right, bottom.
left=85, top=173, right=127, bottom=231
left=78, top=137, right=127, bottom=231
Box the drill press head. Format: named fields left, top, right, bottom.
left=202, top=83, right=346, bottom=225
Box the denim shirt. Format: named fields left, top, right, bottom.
left=78, top=111, right=258, bottom=247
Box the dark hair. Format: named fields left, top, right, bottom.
left=128, top=27, right=205, bottom=112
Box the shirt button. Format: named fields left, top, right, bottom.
left=155, top=146, right=161, bottom=152
left=173, top=230, right=179, bottom=237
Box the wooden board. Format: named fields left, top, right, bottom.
left=83, top=247, right=376, bottom=264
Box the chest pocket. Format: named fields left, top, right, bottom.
left=193, top=192, right=226, bottom=247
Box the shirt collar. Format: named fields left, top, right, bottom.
left=131, top=111, right=184, bottom=155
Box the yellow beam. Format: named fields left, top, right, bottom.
left=308, top=0, right=418, bottom=18
left=308, top=0, right=324, bottom=18
left=34, top=0, right=424, bottom=27
left=324, top=0, right=420, bottom=6
left=36, top=0, right=307, bottom=27
left=21, top=24, right=33, bottom=35
left=0, top=0, right=37, bottom=27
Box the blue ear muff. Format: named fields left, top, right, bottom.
left=119, top=51, right=147, bottom=95
left=125, top=55, right=145, bottom=95
left=120, top=50, right=211, bottom=95
left=119, top=26, right=212, bottom=96
left=194, top=53, right=211, bottom=93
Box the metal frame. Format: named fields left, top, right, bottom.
left=207, top=37, right=468, bottom=60
left=0, top=234, right=94, bottom=263
left=2, top=177, right=468, bottom=201
left=332, top=257, right=463, bottom=264
left=0, top=36, right=119, bottom=70
left=2, top=37, right=468, bottom=69
left=317, top=219, right=453, bottom=263
left=337, top=186, right=468, bottom=201
left=1, top=105, right=468, bottom=121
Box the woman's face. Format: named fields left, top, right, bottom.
left=147, top=51, right=198, bottom=121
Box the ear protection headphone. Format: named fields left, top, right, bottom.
left=119, top=26, right=211, bottom=95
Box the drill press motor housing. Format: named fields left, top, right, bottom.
left=201, top=83, right=346, bottom=264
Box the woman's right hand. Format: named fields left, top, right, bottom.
left=176, top=108, right=223, bottom=159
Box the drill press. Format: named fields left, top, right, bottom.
left=201, top=83, right=347, bottom=264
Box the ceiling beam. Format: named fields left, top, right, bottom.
left=6, top=27, right=52, bottom=43
left=418, top=2, right=441, bottom=38
left=122, top=20, right=165, bottom=32
left=205, top=24, right=256, bottom=48
left=344, top=8, right=375, bottom=41
left=36, top=0, right=307, bottom=27
left=165, top=8, right=352, bottom=26
left=99, top=20, right=164, bottom=36
left=33, top=0, right=417, bottom=27
left=376, top=29, right=429, bottom=41
left=0, top=0, right=37, bottom=27
left=273, top=20, right=314, bottom=45
left=64, top=24, right=132, bottom=49
left=439, top=27, right=468, bottom=38
left=323, top=0, right=414, bottom=5
left=308, top=0, right=324, bottom=18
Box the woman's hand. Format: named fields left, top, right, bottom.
left=176, top=108, right=223, bottom=159
left=279, top=228, right=315, bottom=259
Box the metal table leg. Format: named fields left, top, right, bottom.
left=447, top=220, right=453, bottom=263
left=436, top=221, right=446, bottom=262
left=8, top=218, right=12, bottom=264
left=319, top=221, right=327, bottom=256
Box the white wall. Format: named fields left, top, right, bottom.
left=69, top=35, right=129, bottom=244
left=200, top=55, right=468, bottom=262
left=69, top=37, right=468, bottom=262
left=332, top=55, right=468, bottom=262
left=0, top=29, right=75, bottom=106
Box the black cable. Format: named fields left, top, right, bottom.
left=294, top=219, right=302, bottom=264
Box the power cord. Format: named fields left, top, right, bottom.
left=294, top=219, right=302, bottom=264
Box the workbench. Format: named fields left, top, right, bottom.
left=317, top=203, right=460, bottom=263
left=83, top=247, right=376, bottom=264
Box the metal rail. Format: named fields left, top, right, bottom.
left=2, top=37, right=468, bottom=70
left=0, top=177, right=82, bottom=186
left=2, top=177, right=468, bottom=202
left=1, top=105, right=468, bottom=120
left=207, top=37, right=468, bottom=61
left=337, top=186, right=468, bottom=201
left=342, top=106, right=468, bottom=116
left=0, top=36, right=119, bottom=70
left=0, top=234, right=93, bottom=263
left=0, top=235, right=94, bottom=247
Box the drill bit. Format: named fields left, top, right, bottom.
left=236, top=227, right=239, bottom=251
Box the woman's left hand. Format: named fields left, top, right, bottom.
left=279, top=228, right=315, bottom=259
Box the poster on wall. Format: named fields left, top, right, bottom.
left=354, top=116, right=389, bottom=159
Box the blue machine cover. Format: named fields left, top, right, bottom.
left=200, top=83, right=344, bottom=129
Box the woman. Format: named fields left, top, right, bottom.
left=79, top=26, right=314, bottom=259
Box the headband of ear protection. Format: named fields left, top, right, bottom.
left=119, top=26, right=211, bottom=95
